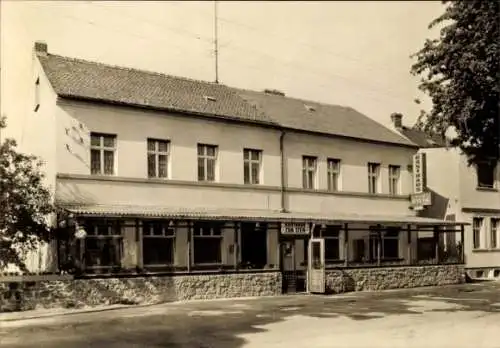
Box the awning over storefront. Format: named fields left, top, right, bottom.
left=57, top=203, right=469, bottom=226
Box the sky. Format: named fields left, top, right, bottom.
left=0, top=0, right=443, bottom=148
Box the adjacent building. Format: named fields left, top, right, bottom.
left=1, top=42, right=467, bottom=308
left=391, top=113, right=500, bottom=279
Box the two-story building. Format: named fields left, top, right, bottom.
left=2, top=42, right=468, bottom=308
left=391, top=113, right=500, bottom=280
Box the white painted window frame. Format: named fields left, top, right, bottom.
left=490, top=218, right=499, bottom=249
left=472, top=217, right=483, bottom=249
left=388, top=165, right=401, bottom=195
left=327, top=158, right=341, bottom=192
left=368, top=162, right=381, bottom=194
left=197, top=144, right=218, bottom=182
left=243, top=148, right=262, bottom=185
left=147, top=138, right=170, bottom=179
left=90, top=133, right=116, bottom=175
left=302, top=156, right=317, bottom=189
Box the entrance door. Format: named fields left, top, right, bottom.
left=281, top=240, right=307, bottom=293
left=308, top=238, right=325, bottom=293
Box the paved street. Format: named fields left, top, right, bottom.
left=1, top=282, right=499, bottom=348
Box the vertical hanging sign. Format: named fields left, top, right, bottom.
left=413, top=152, right=427, bottom=194
left=411, top=152, right=431, bottom=210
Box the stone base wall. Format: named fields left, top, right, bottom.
left=325, top=264, right=465, bottom=294
left=1, top=265, right=466, bottom=312
left=0, top=272, right=282, bottom=312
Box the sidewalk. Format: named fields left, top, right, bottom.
left=0, top=294, right=278, bottom=324
left=0, top=304, right=134, bottom=322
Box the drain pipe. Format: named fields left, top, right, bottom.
left=279, top=130, right=287, bottom=213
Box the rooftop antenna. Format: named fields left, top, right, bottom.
left=214, top=0, right=219, bottom=84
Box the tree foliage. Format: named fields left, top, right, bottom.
left=411, top=0, right=499, bottom=164
left=0, top=116, right=54, bottom=271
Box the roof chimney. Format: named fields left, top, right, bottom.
left=34, top=41, right=48, bottom=57
left=390, top=113, right=403, bottom=128
left=264, top=89, right=285, bottom=97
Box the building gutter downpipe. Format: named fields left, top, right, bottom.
left=280, top=130, right=287, bottom=213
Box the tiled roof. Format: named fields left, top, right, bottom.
left=235, top=89, right=416, bottom=146
left=59, top=204, right=465, bottom=225
left=38, top=54, right=276, bottom=125
left=399, top=127, right=447, bottom=148
left=39, top=53, right=415, bottom=146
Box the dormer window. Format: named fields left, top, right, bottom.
left=204, top=95, right=217, bottom=102
left=34, top=77, right=40, bottom=112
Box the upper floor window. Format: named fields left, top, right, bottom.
left=197, top=144, right=217, bottom=182
left=388, top=165, right=401, bottom=195
left=473, top=217, right=483, bottom=249
left=90, top=133, right=116, bottom=175
left=327, top=158, right=341, bottom=191
left=368, top=162, right=380, bottom=194
left=476, top=161, right=496, bottom=189
left=147, top=138, right=169, bottom=178
left=302, top=156, right=317, bottom=189
left=243, top=148, right=262, bottom=184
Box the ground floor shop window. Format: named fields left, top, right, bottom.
left=240, top=222, right=267, bottom=268
left=383, top=228, right=400, bottom=259
left=323, top=226, right=341, bottom=261
left=368, top=227, right=378, bottom=261
left=312, top=225, right=341, bottom=262
left=473, top=217, right=483, bottom=249
left=82, top=219, right=122, bottom=268
left=417, top=238, right=436, bottom=261
left=142, top=220, right=175, bottom=266
left=193, top=222, right=223, bottom=264
left=369, top=226, right=400, bottom=260
left=491, top=218, right=499, bottom=249
left=352, top=239, right=366, bottom=262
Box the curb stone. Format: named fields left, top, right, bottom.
left=0, top=295, right=278, bottom=323
left=0, top=304, right=137, bottom=322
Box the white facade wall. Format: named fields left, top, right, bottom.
left=54, top=99, right=417, bottom=218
